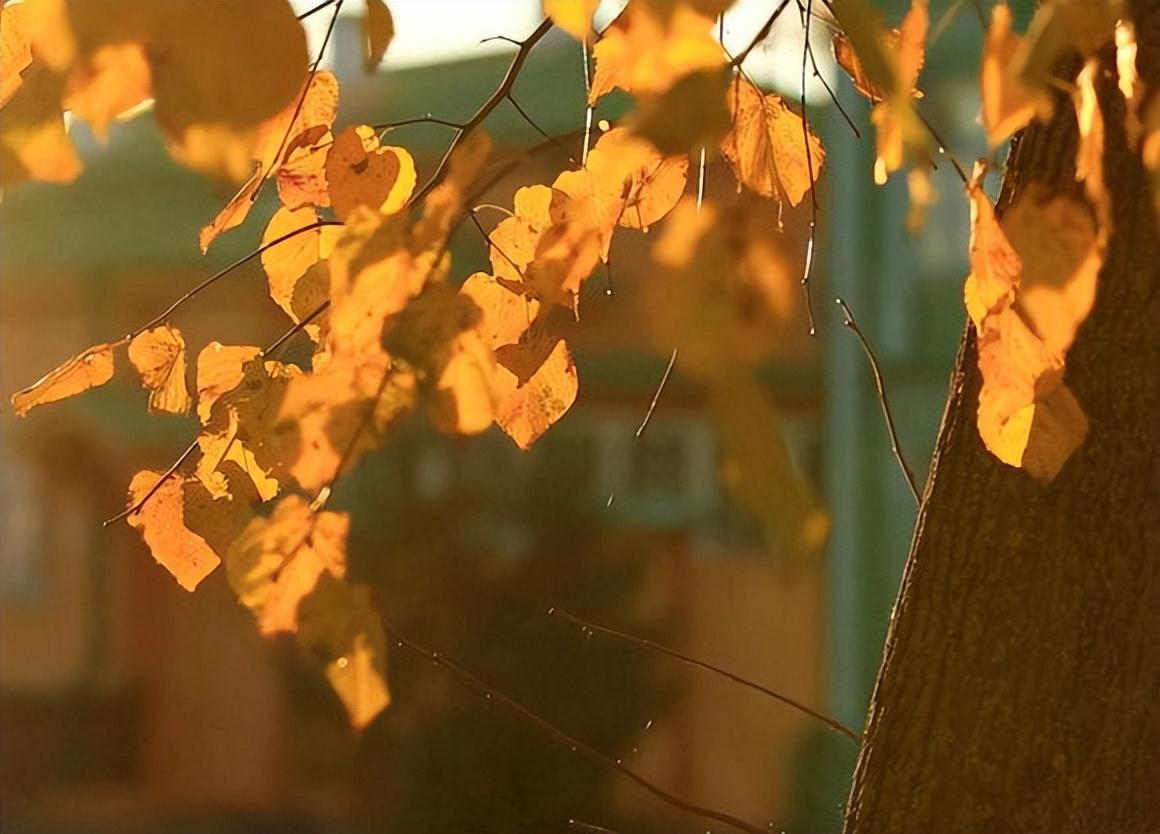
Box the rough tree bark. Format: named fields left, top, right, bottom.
left=843, top=5, right=1160, bottom=833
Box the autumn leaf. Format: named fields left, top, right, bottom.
left=195, top=342, right=262, bottom=424
left=0, top=2, right=34, bottom=108
left=297, top=575, right=390, bottom=730
left=589, top=0, right=725, bottom=104
left=325, top=125, right=417, bottom=222
left=62, top=42, right=152, bottom=138
left=634, top=66, right=731, bottom=156
left=11, top=340, right=118, bottom=417
left=363, top=0, right=395, bottom=73
left=199, top=71, right=340, bottom=251
left=461, top=272, right=578, bottom=449
left=980, top=3, right=1042, bottom=147
left=195, top=407, right=280, bottom=502
left=721, top=76, right=824, bottom=206
left=261, top=206, right=340, bottom=336
left=544, top=0, right=599, bottom=41
left=276, top=125, right=333, bottom=210
left=0, top=60, right=82, bottom=186
left=128, top=325, right=193, bottom=415
left=126, top=471, right=225, bottom=591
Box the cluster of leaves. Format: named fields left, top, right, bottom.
left=4, top=0, right=1154, bottom=727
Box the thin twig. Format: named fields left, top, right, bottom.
left=262, top=300, right=330, bottom=358
left=635, top=349, right=678, bottom=439
left=730, top=0, right=794, bottom=68
left=374, top=115, right=464, bottom=132
left=549, top=608, right=861, bottom=745
left=411, top=18, right=555, bottom=206
left=261, top=0, right=344, bottom=194
left=506, top=94, right=576, bottom=163
left=915, top=108, right=968, bottom=185
left=469, top=211, right=524, bottom=279
left=805, top=39, right=860, bottom=138
left=103, top=438, right=200, bottom=526
left=295, top=0, right=336, bottom=21
left=380, top=613, right=772, bottom=834
left=129, top=221, right=341, bottom=339
left=835, top=298, right=920, bottom=505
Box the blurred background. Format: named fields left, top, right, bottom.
left=0, top=1, right=989, bottom=832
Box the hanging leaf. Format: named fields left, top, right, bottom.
left=126, top=471, right=227, bottom=591
left=0, top=61, right=82, bottom=186
left=0, top=2, right=33, bottom=108
left=544, top=0, right=599, bottom=41
left=363, top=0, right=394, bottom=73
left=980, top=3, right=1042, bottom=147
left=195, top=342, right=262, bottom=424
left=260, top=206, right=340, bottom=337
left=325, top=125, right=416, bottom=222
left=11, top=341, right=118, bottom=417
left=720, top=76, right=824, bottom=206
left=128, top=325, right=193, bottom=415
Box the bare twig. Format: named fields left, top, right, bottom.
left=374, top=115, right=464, bottom=131
left=799, top=0, right=819, bottom=337
left=380, top=613, right=772, bottom=834
left=411, top=18, right=555, bottom=206
left=549, top=607, right=861, bottom=745
left=835, top=298, right=920, bottom=505
left=915, top=108, right=968, bottom=185
left=804, top=38, right=860, bottom=138
left=262, top=300, right=330, bottom=358
left=103, top=438, right=200, bottom=526
left=635, top=349, right=678, bottom=438
left=129, top=221, right=341, bottom=340
left=507, top=94, right=576, bottom=163
left=295, top=0, right=336, bottom=21
left=730, top=0, right=794, bottom=68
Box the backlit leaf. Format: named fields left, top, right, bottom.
left=721, top=76, right=824, bottom=205
left=11, top=341, right=117, bottom=417
left=544, top=0, right=599, bottom=41
left=0, top=3, right=34, bottom=108
left=363, top=0, right=394, bottom=73
left=325, top=124, right=416, bottom=222
left=126, top=470, right=224, bottom=591
left=62, top=41, right=151, bottom=138
left=980, top=3, right=1041, bottom=146
left=0, top=60, right=81, bottom=186
left=195, top=342, right=262, bottom=424
left=128, top=325, right=193, bottom=415
left=261, top=206, right=340, bottom=337
left=461, top=272, right=578, bottom=449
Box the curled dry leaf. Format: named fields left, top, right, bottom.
left=325, top=125, right=417, bottom=222
left=461, top=272, right=578, bottom=449
left=128, top=325, right=193, bottom=415
left=720, top=76, right=824, bottom=206
left=11, top=341, right=118, bottom=417
left=363, top=0, right=394, bottom=73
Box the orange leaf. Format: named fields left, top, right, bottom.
left=589, top=0, right=724, bottom=104
left=276, top=125, right=332, bottom=209
left=325, top=125, right=416, bottom=222
left=226, top=495, right=349, bottom=636
left=260, top=206, right=339, bottom=335
left=11, top=341, right=117, bottom=417
left=195, top=342, right=261, bottom=424
left=544, top=0, right=599, bottom=41
left=198, top=71, right=339, bottom=252
left=0, top=2, right=34, bottom=108
left=461, top=272, right=577, bottom=449
left=62, top=41, right=152, bottom=138
left=363, top=0, right=394, bottom=73
left=720, top=76, right=824, bottom=206
left=297, top=575, right=390, bottom=730
left=980, top=3, right=1040, bottom=146
left=128, top=325, right=192, bottom=415
left=832, top=0, right=926, bottom=102
left=126, top=471, right=223, bottom=591
left=0, top=60, right=81, bottom=186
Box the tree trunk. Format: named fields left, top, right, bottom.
left=843, top=7, right=1160, bottom=834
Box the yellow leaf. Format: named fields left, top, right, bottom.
left=260, top=206, right=340, bottom=336
left=276, top=125, right=332, bottom=209
left=226, top=495, right=348, bottom=636
left=195, top=342, right=261, bottom=424
left=0, top=2, right=34, bottom=108
left=363, top=0, right=394, bottom=73
left=11, top=341, right=117, bottom=417
left=297, top=575, right=390, bottom=730
left=720, top=76, right=824, bottom=206
left=199, top=71, right=340, bottom=251
left=461, top=273, right=578, bottom=449
left=126, top=470, right=223, bottom=591
left=325, top=124, right=416, bottom=222
left=980, top=3, right=1041, bottom=146
left=128, top=325, right=192, bottom=415
left=0, top=60, right=81, bottom=186
left=589, top=0, right=724, bottom=104
left=965, top=172, right=1021, bottom=326
left=62, top=41, right=151, bottom=137
left=544, top=0, right=599, bottom=41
